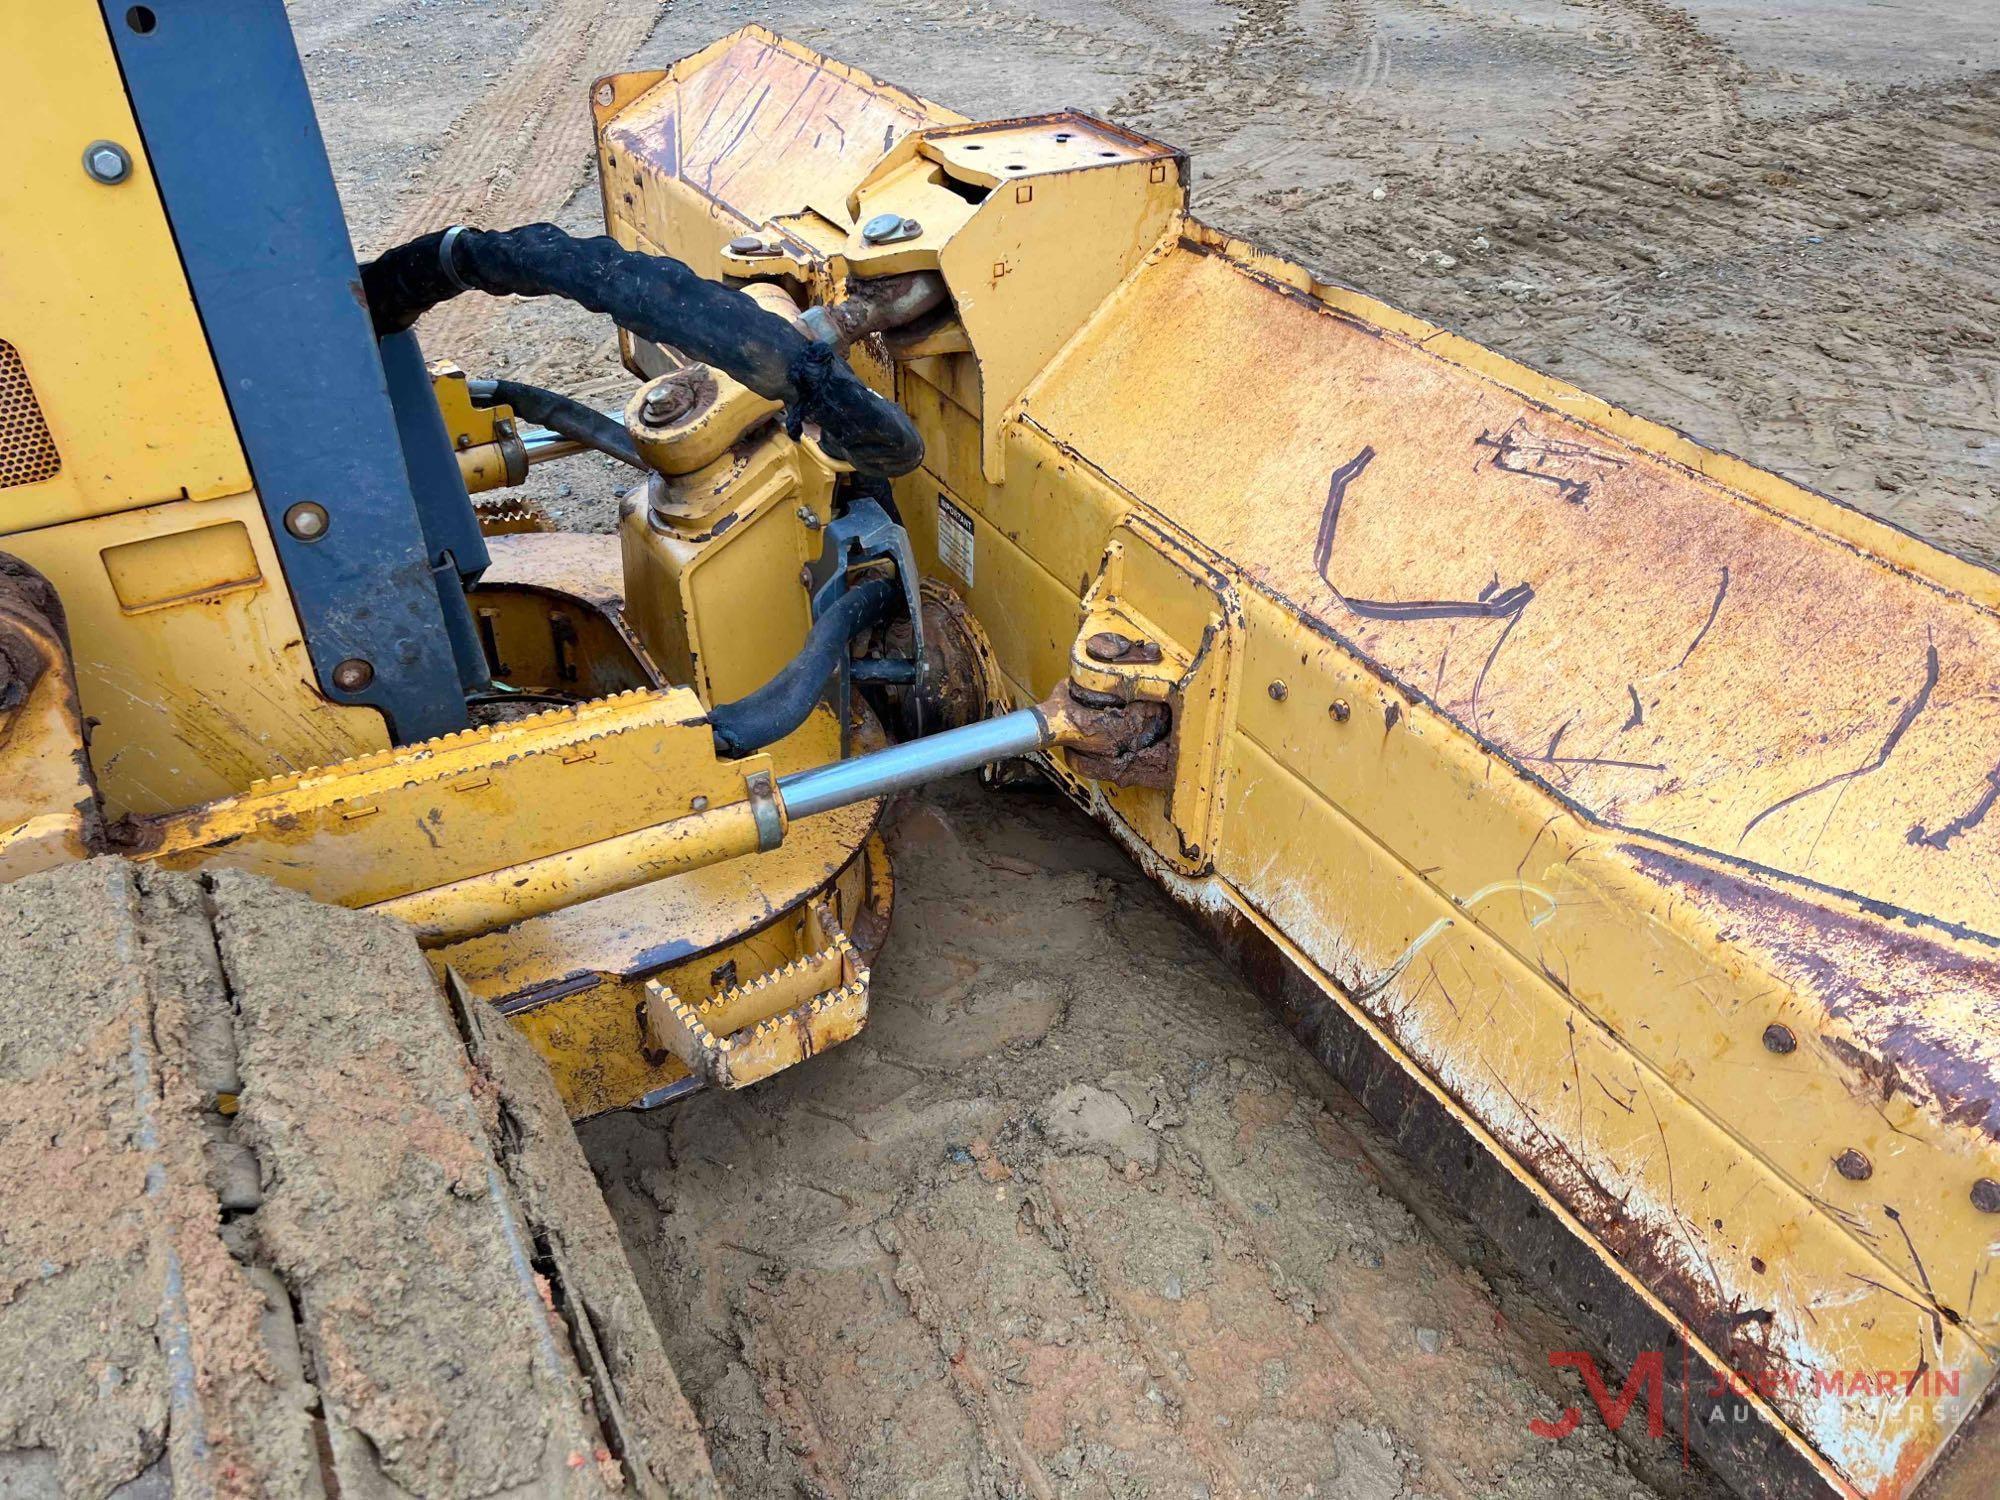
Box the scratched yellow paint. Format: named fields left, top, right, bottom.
left=1026, top=245, right=2000, bottom=932
left=617, top=29, right=2000, bottom=1495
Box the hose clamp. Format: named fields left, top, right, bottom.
left=437, top=225, right=473, bottom=291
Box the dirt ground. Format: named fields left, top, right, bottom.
left=290, top=2, right=1998, bottom=1495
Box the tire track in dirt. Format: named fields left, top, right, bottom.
left=375, top=0, right=661, bottom=359
left=1595, top=0, right=1745, bottom=134
left=1113, top=0, right=1744, bottom=209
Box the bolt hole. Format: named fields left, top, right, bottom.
left=126, top=5, right=157, bottom=32
left=1006, top=163, right=1025, bottom=171
left=1098, top=150, right=1117, bottom=158
left=962, top=143, right=983, bottom=151
left=1055, top=132, right=1072, bottom=142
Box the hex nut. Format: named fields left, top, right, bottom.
left=1268, top=680, right=1288, bottom=702
left=1330, top=699, right=1351, bottom=722
left=1972, top=1179, right=2000, bottom=1214
left=640, top=368, right=709, bottom=427
left=1833, top=1149, right=1872, bottom=1182
left=83, top=140, right=132, bottom=185
left=1761, top=1023, right=1796, bottom=1054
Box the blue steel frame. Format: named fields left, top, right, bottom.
left=99, top=0, right=488, bottom=742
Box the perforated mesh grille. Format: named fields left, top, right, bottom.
left=0, top=340, right=60, bottom=490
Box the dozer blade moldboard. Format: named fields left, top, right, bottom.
left=594, top=30, right=2000, bottom=1498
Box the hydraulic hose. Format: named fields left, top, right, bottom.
left=361, top=223, right=924, bottom=477
left=467, top=377, right=640, bottom=468
left=708, top=578, right=899, bottom=757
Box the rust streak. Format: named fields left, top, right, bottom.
left=1526, top=752, right=1668, bottom=773
left=1472, top=419, right=1627, bottom=507
left=1739, top=639, right=1939, bottom=845
left=1313, top=446, right=1535, bottom=624
left=1847, top=1273, right=1944, bottom=1342
left=1906, top=759, right=2000, bottom=851
left=1883, top=1205, right=1949, bottom=1339
left=1674, top=565, right=1730, bottom=669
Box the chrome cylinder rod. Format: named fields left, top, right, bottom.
left=777, top=708, right=1050, bottom=820
left=519, top=424, right=586, bottom=466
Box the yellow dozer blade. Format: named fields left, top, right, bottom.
left=595, top=29, right=2000, bottom=1499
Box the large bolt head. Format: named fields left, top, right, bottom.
left=283, top=501, right=329, bottom=541
left=83, top=140, right=131, bottom=184
left=861, top=213, right=920, bottom=245
left=641, top=375, right=700, bottom=426
left=331, top=658, right=375, bottom=693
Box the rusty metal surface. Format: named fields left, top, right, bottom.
left=1629, top=846, right=2000, bottom=1155
left=877, top=578, right=1009, bottom=737
left=1041, top=680, right=1173, bottom=789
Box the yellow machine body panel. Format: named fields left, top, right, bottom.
left=606, top=29, right=2000, bottom=1498
left=0, top=3, right=251, bottom=526
left=0, top=6, right=389, bottom=816
left=1, top=493, right=388, bottom=815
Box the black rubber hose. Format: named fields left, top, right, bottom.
left=362, top=224, right=924, bottom=477
left=468, top=377, right=642, bottom=468
left=709, top=578, right=900, bottom=757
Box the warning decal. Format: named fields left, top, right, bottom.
left=937, top=493, right=975, bottom=586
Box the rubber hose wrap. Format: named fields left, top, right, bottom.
left=708, top=578, right=900, bottom=758
left=361, top=224, right=924, bottom=477
left=467, top=377, right=641, bottom=468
